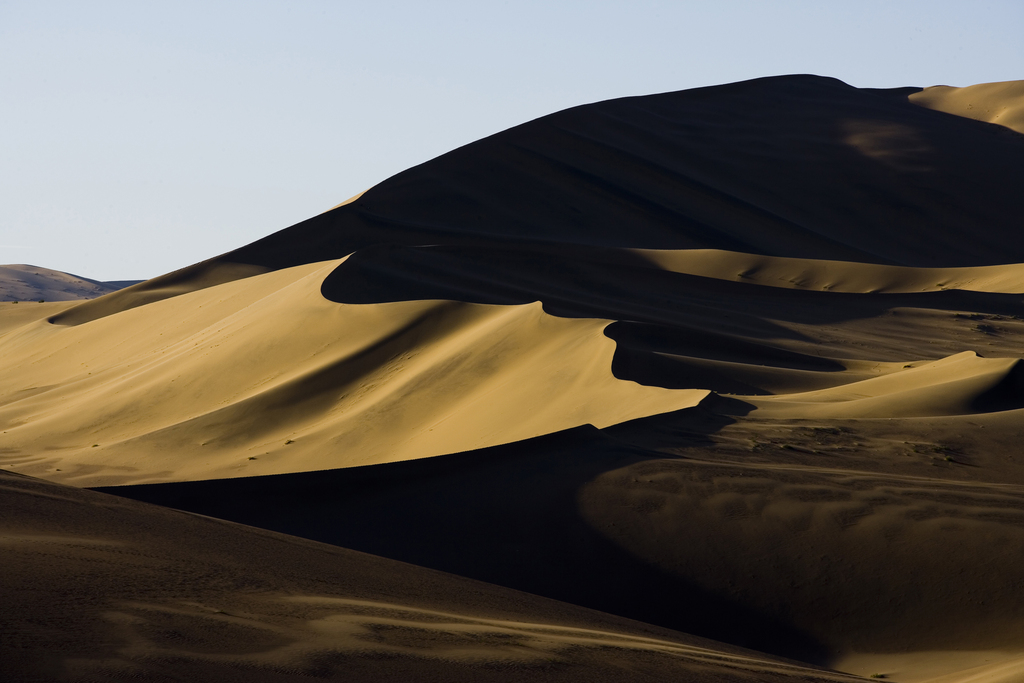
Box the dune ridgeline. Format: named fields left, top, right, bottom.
left=3, top=75, right=1024, bottom=682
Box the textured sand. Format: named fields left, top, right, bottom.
left=3, top=75, right=1024, bottom=681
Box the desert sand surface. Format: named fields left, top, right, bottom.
left=0, top=264, right=140, bottom=302
left=910, top=80, right=1024, bottom=134
left=4, top=468, right=850, bottom=682
left=4, top=74, right=1024, bottom=681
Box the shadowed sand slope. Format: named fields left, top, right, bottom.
left=50, top=75, right=1024, bottom=325
left=5, top=75, right=1024, bottom=682
left=223, top=77, right=1024, bottom=270
left=98, top=416, right=1024, bottom=669
left=4, top=469, right=858, bottom=682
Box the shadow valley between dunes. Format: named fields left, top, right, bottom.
left=94, top=397, right=1024, bottom=672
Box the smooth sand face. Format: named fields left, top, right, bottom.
left=4, top=75, right=1024, bottom=681
left=910, top=80, right=1024, bottom=134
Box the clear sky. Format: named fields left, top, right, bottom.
left=2, top=1, right=1022, bottom=281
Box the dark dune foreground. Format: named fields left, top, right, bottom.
left=5, top=469, right=846, bottom=682
left=4, top=75, right=1024, bottom=681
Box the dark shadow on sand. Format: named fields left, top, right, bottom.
left=94, top=404, right=832, bottom=664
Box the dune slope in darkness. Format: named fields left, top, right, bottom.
left=4, top=75, right=1024, bottom=681
left=5, top=468, right=851, bottom=682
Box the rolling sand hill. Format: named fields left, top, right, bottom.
left=4, top=75, right=1024, bottom=681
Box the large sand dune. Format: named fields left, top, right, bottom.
left=0, top=258, right=704, bottom=485
left=4, top=75, right=1024, bottom=681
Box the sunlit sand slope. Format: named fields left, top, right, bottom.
left=3, top=469, right=859, bottom=682
left=0, top=259, right=705, bottom=486
left=910, top=80, right=1024, bottom=134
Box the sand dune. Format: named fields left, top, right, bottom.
left=0, top=259, right=705, bottom=485
left=4, top=75, right=1024, bottom=681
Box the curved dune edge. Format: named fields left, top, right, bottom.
left=0, top=260, right=706, bottom=486
left=910, top=80, right=1024, bottom=135
left=630, top=248, right=1024, bottom=294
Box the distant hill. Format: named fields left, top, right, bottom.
left=0, top=264, right=141, bottom=302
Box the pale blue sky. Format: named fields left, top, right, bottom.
left=2, top=1, right=1021, bottom=280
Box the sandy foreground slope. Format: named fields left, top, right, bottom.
left=3, top=76, right=1024, bottom=681
left=4, top=468, right=860, bottom=682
